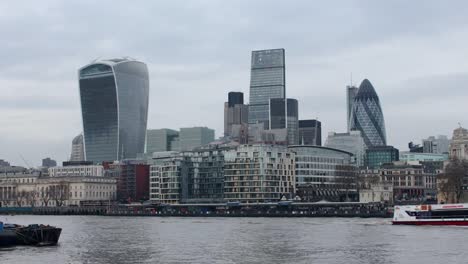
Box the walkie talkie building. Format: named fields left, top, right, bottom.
left=79, top=58, right=149, bottom=163
left=349, top=79, right=386, bottom=147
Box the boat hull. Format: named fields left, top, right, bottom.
left=393, top=220, right=468, bottom=226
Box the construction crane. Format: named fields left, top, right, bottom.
left=19, top=154, right=32, bottom=168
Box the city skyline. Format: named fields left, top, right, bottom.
left=2, top=1, right=468, bottom=166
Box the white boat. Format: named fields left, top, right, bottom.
left=393, top=203, right=468, bottom=225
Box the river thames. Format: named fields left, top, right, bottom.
left=0, top=215, right=467, bottom=264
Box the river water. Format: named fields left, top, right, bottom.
left=0, top=215, right=467, bottom=264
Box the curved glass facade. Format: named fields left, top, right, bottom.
left=79, top=59, right=149, bottom=163
left=289, top=146, right=357, bottom=202
left=349, top=79, right=386, bottom=147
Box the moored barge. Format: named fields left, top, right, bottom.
left=0, top=221, right=62, bottom=247
left=393, top=203, right=468, bottom=225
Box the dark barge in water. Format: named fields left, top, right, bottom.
left=0, top=222, right=61, bottom=247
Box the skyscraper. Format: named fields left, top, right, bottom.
left=299, top=119, right=322, bottom=146
left=349, top=79, right=386, bottom=147
left=346, top=85, right=358, bottom=132
left=79, top=58, right=149, bottom=163
left=224, top=92, right=248, bottom=137
left=70, top=134, right=85, bottom=161
left=248, top=49, right=286, bottom=129
left=269, top=98, right=299, bottom=145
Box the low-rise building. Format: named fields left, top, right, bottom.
left=359, top=182, right=393, bottom=203
left=360, top=162, right=437, bottom=203
left=0, top=173, right=116, bottom=207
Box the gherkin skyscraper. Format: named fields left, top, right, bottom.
left=349, top=79, right=386, bottom=147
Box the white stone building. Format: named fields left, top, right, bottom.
left=449, top=126, right=468, bottom=160
left=49, top=165, right=104, bottom=177
left=0, top=173, right=116, bottom=207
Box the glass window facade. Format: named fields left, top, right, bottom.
left=365, top=146, right=399, bottom=169
left=290, top=146, right=358, bottom=202
left=79, top=59, right=149, bottom=163
left=248, top=49, right=285, bottom=129
left=299, top=119, right=322, bottom=146
left=349, top=79, right=386, bottom=147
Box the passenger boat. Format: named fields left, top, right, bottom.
left=393, top=203, right=468, bottom=225
left=0, top=221, right=62, bottom=247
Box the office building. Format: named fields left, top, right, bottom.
left=42, top=158, right=57, bottom=168
left=248, top=49, right=286, bottom=129
left=422, top=135, right=450, bottom=154
left=365, top=146, right=399, bottom=169
left=146, top=129, right=180, bottom=153
left=179, top=127, right=215, bottom=151
left=224, top=92, right=249, bottom=137
left=346, top=85, right=358, bottom=132
left=269, top=98, right=299, bottom=145
left=79, top=58, right=149, bottom=163
left=70, top=134, right=85, bottom=161
left=325, top=131, right=366, bottom=167
left=299, top=119, right=321, bottom=146
left=349, top=79, right=386, bottom=147
left=290, top=145, right=357, bottom=202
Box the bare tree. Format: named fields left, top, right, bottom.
left=438, top=158, right=468, bottom=203
left=25, top=190, right=38, bottom=207
left=12, top=189, right=26, bottom=207
left=51, top=182, right=70, bottom=207
left=41, top=187, right=52, bottom=207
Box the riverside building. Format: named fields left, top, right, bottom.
left=149, top=147, right=233, bottom=204
left=79, top=58, right=149, bottom=163
left=289, top=145, right=357, bottom=202
left=0, top=172, right=116, bottom=207
left=224, top=145, right=295, bottom=203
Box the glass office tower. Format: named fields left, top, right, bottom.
left=79, top=58, right=149, bottom=163
left=248, top=49, right=285, bottom=129
left=349, top=79, right=386, bottom=147
left=269, top=98, right=299, bottom=145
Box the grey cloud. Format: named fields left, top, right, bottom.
left=1, top=0, right=468, bottom=165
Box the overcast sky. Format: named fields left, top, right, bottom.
left=1, top=0, right=468, bottom=166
